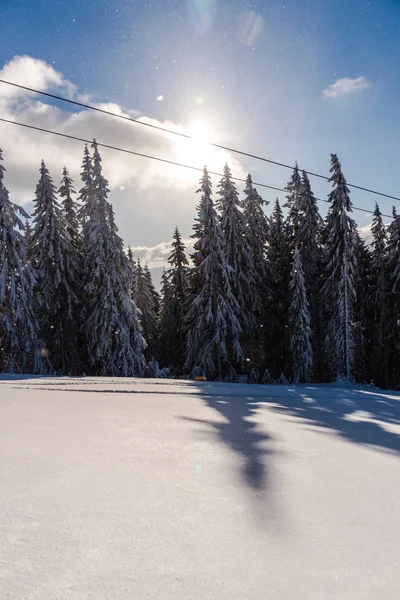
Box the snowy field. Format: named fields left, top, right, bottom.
left=1, top=377, right=399, bottom=600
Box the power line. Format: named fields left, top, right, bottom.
left=0, top=116, right=393, bottom=220
left=1, top=77, right=399, bottom=203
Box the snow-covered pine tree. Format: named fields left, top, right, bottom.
left=295, top=171, right=322, bottom=271
left=126, top=245, right=137, bottom=301
left=216, top=163, right=257, bottom=333
left=289, top=248, right=313, bottom=383
left=158, top=269, right=176, bottom=367
left=127, top=245, right=135, bottom=266
left=284, top=163, right=302, bottom=243
left=144, top=263, right=161, bottom=325
left=24, top=218, right=33, bottom=246
left=166, top=226, right=189, bottom=367
left=242, top=174, right=269, bottom=264
left=132, top=259, right=159, bottom=361
left=59, top=167, right=80, bottom=248
left=264, top=198, right=291, bottom=377
left=29, top=160, right=80, bottom=374
left=58, top=166, right=83, bottom=364
left=295, top=170, right=324, bottom=378
left=80, top=141, right=110, bottom=372
left=321, top=154, right=357, bottom=381
left=107, top=204, right=147, bottom=376
left=77, top=144, right=94, bottom=224
left=387, top=207, right=400, bottom=295
left=82, top=140, right=146, bottom=375
left=168, top=226, right=189, bottom=303
left=384, top=207, right=400, bottom=385
left=367, top=205, right=389, bottom=385
left=0, top=149, right=41, bottom=372
left=371, top=204, right=387, bottom=268
left=352, top=231, right=372, bottom=382
left=189, top=175, right=209, bottom=299
left=191, top=185, right=207, bottom=267
left=242, top=173, right=269, bottom=315
left=185, top=168, right=242, bottom=378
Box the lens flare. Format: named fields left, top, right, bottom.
left=186, top=0, right=218, bottom=34
left=239, top=11, right=265, bottom=47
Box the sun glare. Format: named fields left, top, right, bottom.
left=188, top=120, right=216, bottom=145
left=181, top=120, right=217, bottom=168
left=171, top=119, right=228, bottom=184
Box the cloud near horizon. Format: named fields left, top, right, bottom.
left=0, top=55, right=246, bottom=248
left=130, top=238, right=194, bottom=270
left=322, top=76, right=370, bottom=100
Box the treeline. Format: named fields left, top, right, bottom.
left=0, top=143, right=399, bottom=387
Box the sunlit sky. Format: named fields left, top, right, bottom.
left=1, top=0, right=400, bottom=270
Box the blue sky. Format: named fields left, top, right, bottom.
left=0, top=0, right=400, bottom=261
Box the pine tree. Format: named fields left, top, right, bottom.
left=77, top=145, right=94, bottom=223
left=29, top=160, right=80, bottom=374
left=144, top=263, right=161, bottom=324
left=352, top=232, right=372, bottom=382
left=158, top=269, right=176, bottom=367
left=107, top=204, right=147, bottom=376
left=76, top=145, right=96, bottom=372
left=127, top=245, right=135, bottom=266
left=24, top=219, right=33, bottom=246
left=242, top=173, right=269, bottom=312
left=133, top=260, right=159, bottom=361
left=284, top=163, right=302, bottom=243
left=295, top=171, right=322, bottom=269
left=127, top=245, right=137, bottom=314
left=59, top=166, right=83, bottom=366
left=168, top=226, right=189, bottom=304
left=82, top=140, right=146, bottom=375
left=166, top=226, right=189, bottom=367
left=59, top=167, right=80, bottom=247
left=186, top=168, right=242, bottom=378
left=295, top=170, right=323, bottom=378
left=189, top=176, right=209, bottom=299
left=0, top=149, right=41, bottom=372
left=384, top=207, right=400, bottom=385
left=242, top=174, right=269, bottom=265
left=80, top=140, right=110, bottom=372
left=217, top=163, right=256, bottom=333
left=322, top=154, right=357, bottom=381
left=289, top=248, right=313, bottom=383
left=264, top=199, right=291, bottom=377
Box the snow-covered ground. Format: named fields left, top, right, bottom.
left=1, top=377, right=399, bottom=599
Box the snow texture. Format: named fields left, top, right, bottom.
left=0, top=376, right=399, bottom=600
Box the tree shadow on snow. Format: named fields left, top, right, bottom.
left=176, top=383, right=293, bottom=529
left=179, top=384, right=277, bottom=494
left=267, top=385, right=400, bottom=455
left=178, top=382, right=400, bottom=509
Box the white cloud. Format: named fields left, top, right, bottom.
left=129, top=238, right=196, bottom=290
left=130, top=238, right=194, bottom=269
left=0, top=55, right=246, bottom=248
left=0, top=55, right=77, bottom=101
left=322, top=76, right=370, bottom=100
left=358, top=223, right=373, bottom=244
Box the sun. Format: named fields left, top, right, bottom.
left=177, top=120, right=217, bottom=169
left=188, top=120, right=216, bottom=145
left=171, top=119, right=228, bottom=184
